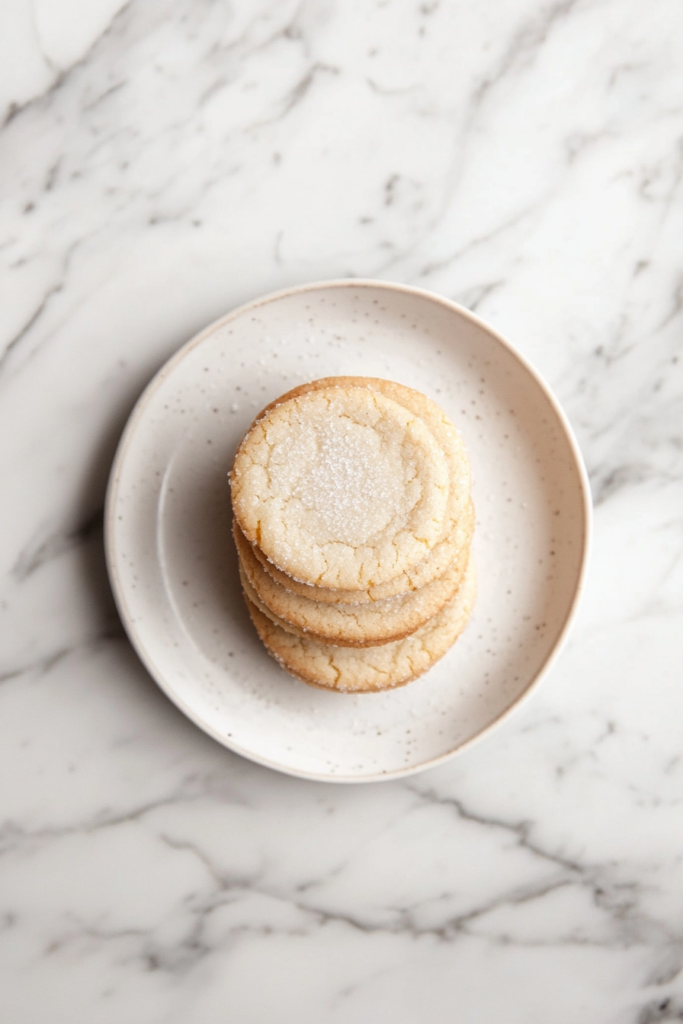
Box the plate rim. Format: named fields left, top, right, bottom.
left=104, top=278, right=593, bottom=783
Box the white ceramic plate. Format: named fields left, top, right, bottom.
left=105, top=281, right=591, bottom=782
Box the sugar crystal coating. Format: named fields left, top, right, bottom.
left=231, top=387, right=450, bottom=590
left=255, top=377, right=472, bottom=599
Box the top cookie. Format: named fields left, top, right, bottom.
left=231, top=386, right=450, bottom=590
left=256, top=376, right=472, bottom=599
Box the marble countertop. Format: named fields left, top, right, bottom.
left=1, top=1, right=682, bottom=1020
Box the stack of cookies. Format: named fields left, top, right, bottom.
left=230, top=377, right=475, bottom=693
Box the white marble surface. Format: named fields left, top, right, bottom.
left=1, top=0, right=682, bottom=1020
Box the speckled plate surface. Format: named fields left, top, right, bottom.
left=105, top=281, right=591, bottom=782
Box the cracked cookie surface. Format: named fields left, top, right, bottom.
left=255, top=376, right=472, bottom=599
left=235, top=513, right=472, bottom=646
left=231, top=386, right=450, bottom=590
left=244, top=499, right=474, bottom=606
left=245, top=558, right=477, bottom=693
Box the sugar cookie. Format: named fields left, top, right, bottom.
left=243, top=499, right=474, bottom=606
left=235, top=517, right=471, bottom=646
left=245, top=559, right=477, bottom=693
left=255, top=377, right=471, bottom=599
left=231, top=386, right=450, bottom=590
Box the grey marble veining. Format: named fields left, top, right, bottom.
left=1, top=1, right=682, bottom=1021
